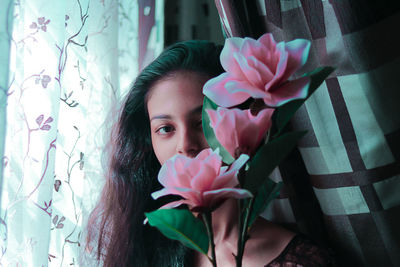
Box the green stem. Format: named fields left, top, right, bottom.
left=236, top=199, right=244, bottom=267
left=202, top=212, right=217, bottom=267
left=236, top=197, right=255, bottom=267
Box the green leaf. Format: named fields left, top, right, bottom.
left=145, top=209, right=209, bottom=255
left=243, top=131, right=306, bottom=193
left=273, top=66, right=335, bottom=137
left=202, top=96, right=235, bottom=164
left=248, top=178, right=283, bottom=227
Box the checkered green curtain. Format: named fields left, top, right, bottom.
left=213, top=0, right=400, bottom=266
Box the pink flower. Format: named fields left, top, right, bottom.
left=207, top=107, right=274, bottom=158
left=203, top=33, right=311, bottom=108
left=151, top=148, right=251, bottom=211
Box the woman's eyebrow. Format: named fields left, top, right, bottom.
left=150, top=114, right=172, bottom=122
left=150, top=105, right=203, bottom=122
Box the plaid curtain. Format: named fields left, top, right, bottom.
left=213, top=0, right=400, bottom=266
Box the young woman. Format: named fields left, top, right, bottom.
left=85, top=40, right=333, bottom=266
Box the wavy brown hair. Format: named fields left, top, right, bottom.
left=85, top=40, right=224, bottom=266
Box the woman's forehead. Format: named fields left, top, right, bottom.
left=146, top=71, right=208, bottom=122
left=148, top=71, right=207, bottom=104
left=147, top=71, right=209, bottom=97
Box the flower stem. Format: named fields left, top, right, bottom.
left=236, top=200, right=244, bottom=267
left=236, top=197, right=255, bottom=267
left=202, top=211, right=217, bottom=267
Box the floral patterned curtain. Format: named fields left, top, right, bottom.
left=0, top=0, right=164, bottom=265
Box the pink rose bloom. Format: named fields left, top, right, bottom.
left=207, top=107, right=274, bottom=158
left=151, top=148, right=251, bottom=211
left=203, top=33, right=311, bottom=108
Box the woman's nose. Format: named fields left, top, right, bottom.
left=176, top=127, right=203, bottom=158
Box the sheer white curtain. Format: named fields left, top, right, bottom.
left=0, top=0, right=164, bottom=265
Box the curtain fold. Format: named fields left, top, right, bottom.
left=0, top=0, right=14, bottom=210
left=0, top=0, right=164, bottom=265
left=213, top=0, right=400, bottom=266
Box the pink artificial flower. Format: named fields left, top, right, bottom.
left=207, top=107, right=274, bottom=158
left=151, top=148, right=251, bottom=211
left=203, top=33, right=311, bottom=108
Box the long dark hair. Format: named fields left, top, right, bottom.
left=86, top=40, right=224, bottom=266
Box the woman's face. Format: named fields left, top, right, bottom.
left=147, top=71, right=210, bottom=165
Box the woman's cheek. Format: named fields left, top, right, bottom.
left=153, top=135, right=178, bottom=165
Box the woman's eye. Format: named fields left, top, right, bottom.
left=156, top=125, right=174, bottom=135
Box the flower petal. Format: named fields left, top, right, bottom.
left=221, top=154, right=249, bottom=180
left=191, top=164, right=218, bottom=191
left=203, top=188, right=253, bottom=205
left=257, top=33, right=277, bottom=51
left=151, top=188, right=171, bottom=199
left=241, top=37, right=265, bottom=59
left=234, top=53, right=264, bottom=88
left=263, top=76, right=310, bottom=107
left=158, top=160, right=176, bottom=187
left=219, top=166, right=229, bottom=174
left=212, top=172, right=238, bottom=189
left=208, top=108, right=239, bottom=157
left=226, top=80, right=268, bottom=101
left=203, top=149, right=223, bottom=172
left=237, top=123, right=260, bottom=153
left=175, top=187, right=202, bottom=205
left=257, top=33, right=280, bottom=72
left=203, top=73, right=254, bottom=107
left=220, top=37, right=246, bottom=78
left=195, top=148, right=214, bottom=161
left=241, top=36, right=278, bottom=81
left=264, top=42, right=288, bottom=92
left=251, top=108, right=274, bottom=144
left=247, top=56, right=274, bottom=85
left=157, top=200, right=191, bottom=209
left=229, top=153, right=249, bottom=173
left=281, top=39, right=311, bottom=81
